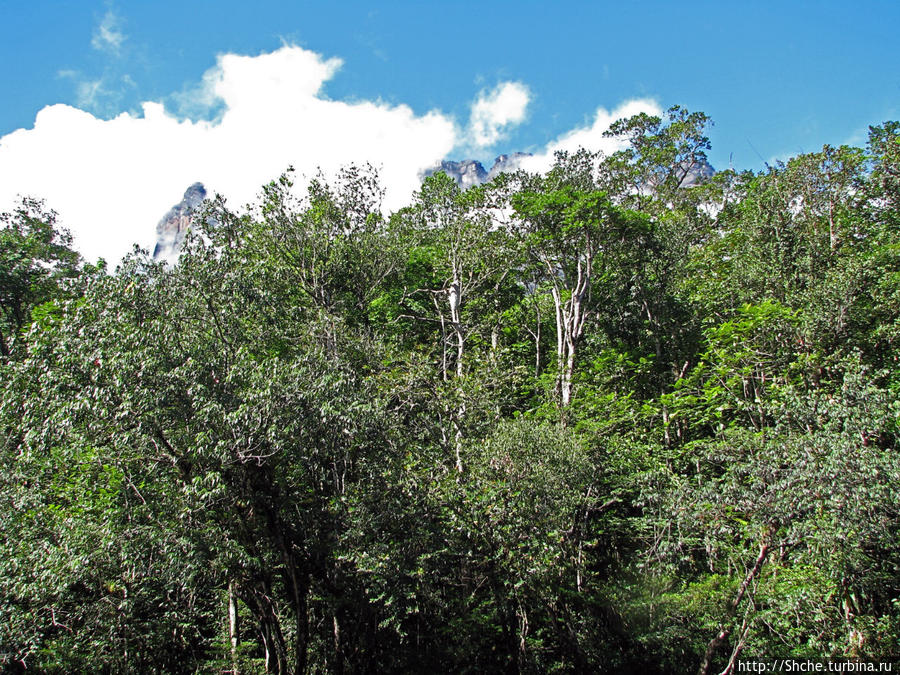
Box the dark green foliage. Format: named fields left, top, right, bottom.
left=2, top=109, right=900, bottom=673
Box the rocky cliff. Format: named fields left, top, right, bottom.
left=423, top=153, right=534, bottom=188
left=152, top=182, right=206, bottom=261
left=423, top=159, right=488, bottom=189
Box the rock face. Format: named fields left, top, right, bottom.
left=152, top=182, right=206, bottom=261
left=423, top=153, right=535, bottom=189
left=679, top=158, right=716, bottom=187
left=424, top=159, right=488, bottom=189
left=426, top=152, right=715, bottom=190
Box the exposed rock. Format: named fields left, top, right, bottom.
left=679, top=158, right=716, bottom=187
left=423, top=159, right=488, bottom=189
left=486, top=152, right=533, bottom=181
left=423, top=153, right=535, bottom=189
left=152, top=182, right=206, bottom=261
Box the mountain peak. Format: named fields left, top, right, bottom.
left=423, top=152, right=534, bottom=189
left=152, top=182, right=206, bottom=261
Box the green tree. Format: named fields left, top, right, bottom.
left=601, top=105, right=713, bottom=211
left=512, top=154, right=654, bottom=408
left=0, top=198, right=84, bottom=360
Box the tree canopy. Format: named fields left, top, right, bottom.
left=2, top=108, right=899, bottom=674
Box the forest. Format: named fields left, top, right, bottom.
left=1, top=107, right=899, bottom=674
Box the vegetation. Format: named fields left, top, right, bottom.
left=1, top=108, right=899, bottom=673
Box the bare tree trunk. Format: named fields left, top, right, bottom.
left=294, top=585, right=308, bottom=675
left=249, top=587, right=288, bottom=675
left=561, top=343, right=576, bottom=407
left=454, top=400, right=466, bottom=473
left=534, top=302, right=541, bottom=377
left=446, top=277, right=467, bottom=473
left=448, top=279, right=464, bottom=378
left=229, top=581, right=240, bottom=675
left=277, top=551, right=309, bottom=675
left=262, top=628, right=271, bottom=674
left=550, top=252, right=590, bottom=408
left=332, top=613, right=344, bottom=675
left=550, top=284, right=566, bottom=402
left=433, top=294, right=448, bottom=382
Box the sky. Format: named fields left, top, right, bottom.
left=0, top=1, right=898, bottom=264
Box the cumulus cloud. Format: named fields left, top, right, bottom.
left=0, top=41, right=661, bottom=266
left=0, top=45, right=458, bottom=263
left=517, top=98, right=662, bottom=174
left=92, top=10, right=126, bottom=55
left=469, top=81, right=530, bottom=148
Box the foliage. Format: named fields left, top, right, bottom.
left=2, top=108, right=900, bottom=673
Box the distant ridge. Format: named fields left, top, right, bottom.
left=423, top=152, right=533, bottom=188
left=153, top=154, right=714, bottom=259
left=424, top=152, right=715, bottom=189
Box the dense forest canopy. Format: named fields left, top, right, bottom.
left=2, top=108, right=899, bottom=674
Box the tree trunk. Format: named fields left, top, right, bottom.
left=278, top=551, right=309, bottom=675
left=332, top=614, right=344, bottom=675
left=550, top=285, right=566, bottom=403
left=432, top=294, right=448, bottom=382
left=454, top=399, right=466, bottom=473
left=560, top=334, right=577, bottom=408
left=447, top=278, right=467, bottom=473
left=534, top=302, right=541, bottom=377
left=294, top=584, right=308, bottom=675
left=448, top=279, right=464, bottom=378
left=229, top=581, right=240, bottom=675
left=248, top=586, right=289, bottom=675
left=550, top=252, right=590, bottom=408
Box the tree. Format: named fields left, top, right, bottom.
left=397, top=173, right=519, bottom=471
left=1, top=173, right=397, bottom=673
left=512, top=153, right=653, bottom=408
left=0, top=198, right=83, bottom=360
left=4, top=113, right=900, bottom=673
left=600, top=104, right=713, bottom=211
left=643, top=363, right=900, bottom=670
left=0, top=263, right=221, bottom=673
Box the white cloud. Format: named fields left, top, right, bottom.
left=469, top=81, right=530, bottom=148
left=518, top=98, right=663, bottom=174
left=75, top=78, right=105, bottom=109
left=92, top=10, right=126, bottom=55
left=0, top=45, right=458, bottom=264
left=57, top=70, right=106, bottom=110
left=0, top=42, right=662, bottom=266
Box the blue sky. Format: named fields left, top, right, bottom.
left=1, top=1, right=898, bottom=262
